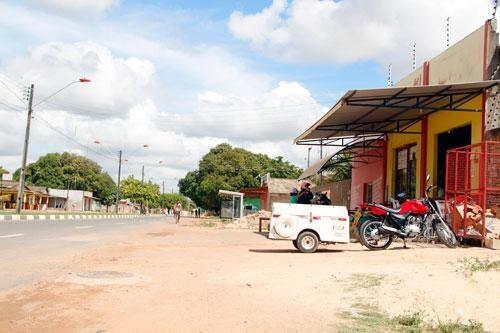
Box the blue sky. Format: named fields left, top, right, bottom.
left=0, top=0, right=493, bottom=189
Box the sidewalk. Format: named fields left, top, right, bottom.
left=0, top=213, right=146, bottom=222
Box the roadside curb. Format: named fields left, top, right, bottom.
left=0, top=214, right=159, bottom=222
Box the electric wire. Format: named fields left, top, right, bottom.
left=34, top=114, right=119, bottom=161
left=34, top=114, right=165, bottom=168
left=0, top=77, right=26, bottom=106
left=0, top=100, right=25, bottom=112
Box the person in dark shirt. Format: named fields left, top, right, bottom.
left=297, top=182, right=313, bottom=204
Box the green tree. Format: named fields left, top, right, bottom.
left=321, top=153, right=352, bottom=183
left=0, top=166, right=8, bottom=175
left=120, top=176, right=161, bottom=208
left=158, top=193, right=192, bottom=210
left=179, top=143, right=302, bottom=211
left=13, top=152, right=116, bottom=204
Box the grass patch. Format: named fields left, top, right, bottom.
left=452, top=257, right=500, bottom=273
left=337, top=305, right=486, bottom=333
left=347, top=273, right=385, bottom=290
left=434, top=319, right=485, bottom=333
left=392, top=312, right=424, bottom=328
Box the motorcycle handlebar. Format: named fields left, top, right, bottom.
left=425, top=185, right=438, bottom=197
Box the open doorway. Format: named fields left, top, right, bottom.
left=436, top=124, right=471, bottom=197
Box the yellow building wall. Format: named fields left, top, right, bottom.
left=426, top=96, right=483, bottom=186
left=385, top=95, right=483, bottom=197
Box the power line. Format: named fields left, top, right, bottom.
left=34, top=115, right=118, bottom=161
left=42, top=98, right=325, bottom=118
left=0, top=77, right=26, bottom=106
left=0, top=100, right=25, bottom=112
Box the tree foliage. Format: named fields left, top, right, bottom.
left=179, top=143, right=302, bottom=211
left=320, top=153, right=352, bottom=183
left=0, top=166, right=8, bottom=175
left=158, top=193, right=192, bottom=210
left=13, top=152, right=116, bottom=205
left=120, top=176, right=161, bottom=208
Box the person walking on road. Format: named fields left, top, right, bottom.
left=173, top=201, right=182, bottom=224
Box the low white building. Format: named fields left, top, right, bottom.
left=48, top=189, right=96, bottom=211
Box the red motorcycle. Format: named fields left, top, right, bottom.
left=358, top=176, right=458, bottom=250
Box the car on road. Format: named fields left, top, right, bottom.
left=268, top=203, right=350, bottom=253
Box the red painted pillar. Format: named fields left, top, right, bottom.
left=481, top=20, right=491, bottom=142
left=382, top=136, right=388, bottom=202
left=420, top=116, right=428, bottom=197
left=420, top=61, right=430, bottom=197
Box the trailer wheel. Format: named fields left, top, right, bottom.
left=297, top=231, right=319, bottom=253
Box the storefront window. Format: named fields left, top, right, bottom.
left=395, top=144, right=417, bottom=198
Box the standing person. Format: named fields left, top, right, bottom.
left=289, top=188, right=299, bottom=204
left=297, top=182, right=313, bottom=204
left=173, top=201, right=182, bottom=224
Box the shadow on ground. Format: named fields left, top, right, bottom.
left=248, top=248, right=344, bottom=254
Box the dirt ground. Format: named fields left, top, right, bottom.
left=1, top=218, right=499, bottom=332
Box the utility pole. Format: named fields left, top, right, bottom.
left=16, top=84, right=34, bottom=214
left=162, top=180, right=165, bottom=195
left=140, top=165, right=145, bottom=213
left=115, top=150, right=122, bottom=213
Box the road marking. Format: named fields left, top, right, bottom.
left=0, top=233, right=25, bottom=238
left=75, top=226, right=94, bottom=230
left=115, top=222, right=126, bottom=225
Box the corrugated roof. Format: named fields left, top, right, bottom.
left=295, top=80, right=499, bottom=143
left=298, top=135, right=384, bottom=180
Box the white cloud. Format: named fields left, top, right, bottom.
left=0, top=4, right=330, bottom=190
left=157, top=81, right=324, bottom=141
left=229, top=0, right=492, bottom=73
left=4, top=41, right=155, bottom=117
left=31, top=0, right=118, bottom=15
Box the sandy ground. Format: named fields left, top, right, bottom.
left=1, top=217, right=499, bottom=332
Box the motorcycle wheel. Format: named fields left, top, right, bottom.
left=359, top=220, right=393, bottom=250
left=435, top=220, right=458, bottom=248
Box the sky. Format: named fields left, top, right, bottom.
left=0, top=0, right=494, bottom=191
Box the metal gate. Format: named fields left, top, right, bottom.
left=445, top=141, right=500, bottom=244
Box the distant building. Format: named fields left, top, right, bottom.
left=0, top=180, right=49, bottom=210
left=240, top=176, right=303, bottom=212
left=47, top=189, right=95, bottom=211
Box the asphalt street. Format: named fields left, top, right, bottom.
left=0, top=216, right=169, bottom=291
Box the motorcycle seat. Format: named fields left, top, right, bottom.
left=372, top=203, right=400, bottom=214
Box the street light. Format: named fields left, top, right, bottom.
left=16, top=78, right=91, bottom=214
left=33, top=78, right=92, bottom=107
left=94, top=141, right=149, bottom=213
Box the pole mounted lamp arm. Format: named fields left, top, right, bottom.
left=33, top=77, right=91, bottom=108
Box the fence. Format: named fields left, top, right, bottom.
left=445, top=141, right=500, bottom=245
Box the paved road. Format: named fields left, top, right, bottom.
left=0, top=216, right=169, bottom=291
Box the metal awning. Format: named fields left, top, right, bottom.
left=295, top=80, right=499, bottom=145
left=298, top=135, right=384, bottom=180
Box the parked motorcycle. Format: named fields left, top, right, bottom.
left=358, top=175, right=458, bottom=250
